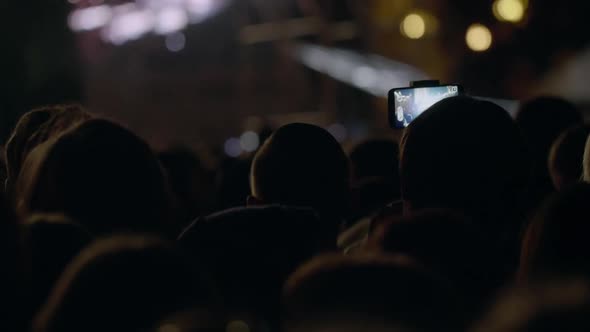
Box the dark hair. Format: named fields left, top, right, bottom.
left=23, top=214, right=93, bottom=312
left=283, top=254, right=462, bottom=332
left=548, top=125, right=590, bottom=191
left=34, top=235, right=211, bottom=332
left=370, top=210, right=507, bottom=319
left=158, top=147, right=213, bottom=230
left=473, top=279, right=590, bottom=332
left=250, top=123, right=350, bottom=230
left=520, top=183, right=590, bottom=281
left=5, top=104, right=90, bottom=194
left=16, top=119, right=174, bottom=236
left=400, top=96, right=528, bottom=235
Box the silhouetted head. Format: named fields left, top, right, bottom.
left=16, top=119, right=174, bottom=236
left=400, top=96, right=528, bottom=233
left=370, top=210, right=506, bottom=319
left=520, top=183, right=590, bottom=281
left=34, top=235, right=211, bottom=332
left=349, top=139, right=400, bottom=220
left=24, top=214, right=93, bottom=311
left=250, top=123, right=350, bottom=233
left=549, top=125, right=590, bottom=191
left=5, top=104, right=91, bottom=195
left=473, top=279, right=590, bottom=332
left=516, top=96, right=582, bottom=207
left=516, top=97, right=582, bottom=164
left=283, top=254, right=462, bottom=332
left=179, top=205, right=324, bottom=326
left=159, top=147, right=213, bottom=229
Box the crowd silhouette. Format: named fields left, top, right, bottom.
left=2, top=95, right=590, bottom=332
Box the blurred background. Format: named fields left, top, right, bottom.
left=2, top=0, right=590, bottom=154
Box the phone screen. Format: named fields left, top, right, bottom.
left=389, top=85, right=461, bottom=128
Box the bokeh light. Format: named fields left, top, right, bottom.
left=240, top=131, right=260, bottom=152
left=466, top=24, right=493, bottom=52
left=493, top=0, right=525, bottom=23
left=400, top=13, right=426, bottom=39
left=165, top=32, right=186, bottom=52
left=224, top=138, right=242, bottom=158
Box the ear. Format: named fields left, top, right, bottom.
left=247, top=195, right=264, bottom=206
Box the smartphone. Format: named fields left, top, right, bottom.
left=388, top=84, right=463, bottom=128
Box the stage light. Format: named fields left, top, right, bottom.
left=69, top=0, right=228, bottom=45
left=154, top=6, right=188, bottom=35
left=466, top=24, right=493, bottom=52
left=352, top=66, right=378, bottom=89
left=493, top=0, right=525, bottom=23
left=103, top=8, right=155, bottom=44
left=68, top=5, right=112, bottom=32
left=401, top=13, right=426, bottom=39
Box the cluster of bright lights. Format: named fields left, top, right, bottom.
left=466, top=24, right=493, bottom=52
left=493, top=0, right=528, bottom=23
left=69, top=0, right=226, bottom=45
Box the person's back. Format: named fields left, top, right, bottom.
left=473, top=279, right=590, bottom=332
left=16, top=119, right=174, bottom=236
left=250, top=123, right=350, bottom=243
left=400, top=97, right=528, bottom=257
left=548, top=125, right=590, bottom=191
left=179, top=205, right=324, bottom=327
left=283, top=254, right=463, bottom=332
left=519, top=183, right=590, bottom=281
left=4, top=104, right=90, bottom=196
left=370, top=210, right=505, bottom=320
left=34, top=235, right=211, bottom=332
left=516, top=96, right=582, bottom=211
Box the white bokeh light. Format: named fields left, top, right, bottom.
left=103, top=8, right=156, bottom=44
left=240, top=131, right=260, bottom=153
left=68, top=5, right=112, bottom=32
left=69, top=0, right=227, bottom=45
left=154, top=6, right=189, bottom=35
left=224, top=138, right=243, bottom=158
